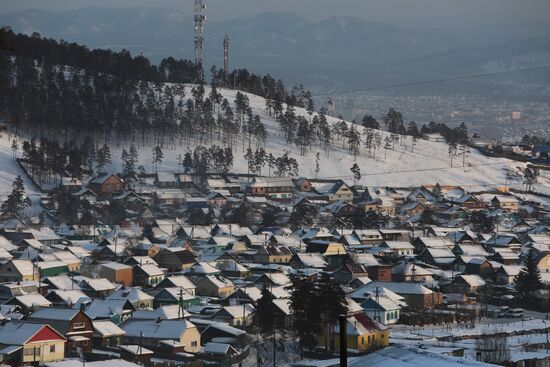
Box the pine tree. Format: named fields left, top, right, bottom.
left=256, top=287, right=275, bottom=333
left=183, top=152, right=193, bottom=174
left=347, top=125, right=361, bottom=160
left=314, top=152, right=320, bottom=179
left=290, top=277, right=322, bottom=356
left=10, top=139, right=18, bottom=160
left=288, top=200, right=318, bottom=230
left=350, top=163, right=361, bottom=185
left=1, top=175, right=25, bottom=217
left=382, top=108, right=403, bottom=133
left=316, top=273, right=348, bottom=353
left=514, top=248, right=543, bottom=303
left=361, top=114, right=380, bottom=129
left=384, top=136, right=392, bottom=160
left=152, top=145, right=164, bottom=174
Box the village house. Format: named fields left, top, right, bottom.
left=289, top=252, right=327, bottom=269
left=0, top=322, right=66, bottom=365
left=443, top=274, right=486, bottom=295
left=84, top=299, right=135, bottom=324
left=132, top=262, right=166, bottom=287
left=156, top=275, right=197, bottom=295
left=391, top=262, right=434, bottom=282
left=120, top=319, right=201, bottom=353
left=418, top=247, right=456, bottom=269
left=97, top=262, right=133, bottom=287
left=0, top=259, right=38, bottom=282
left=453, top=194, right=486, bottom=211
left=495, top=265, right=522, bottom=285
left=89, top=174, right=125, bottom=195
left=153, top=248, right=197, bottom=272
left=327, top=180, right=354, bottom=202
left=107, top=287, right=154, bottom=310
left=254, top=245, right=292, bottom=264
left=152, top=287, right=200, bottom=309
left=368, top=281, right=443, bottom=309
left=316, top=312, right=389, bottom=353
left=360, top=296, right=402, bottom=325
left=379, top=241, right=415, bottom=257
left=491, top=195, right=520, bottom=213
left=212, top=304, right=255, bottom=327
left=246, top=177, right=294, bottom=200
left=362, top=196, right=396, bottom=217
left=92, top=319, right=126, bottom=348
left=27, top=308, right=94, bottom=353
left=195, top=275, right=236, bottom=298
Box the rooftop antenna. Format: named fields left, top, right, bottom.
left=194, top=0, right=206, bottom=82
left=223, top=33, right=230, bottom=87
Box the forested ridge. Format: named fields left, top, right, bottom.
left=0, top=29, right=314, bottom=138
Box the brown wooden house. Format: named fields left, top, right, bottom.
left=27, top=308, right=94, bottom=353
left=89, top=174, right=125, bottom=195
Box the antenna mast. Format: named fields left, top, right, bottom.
left=194, top=0, right=206, bottom=82
left=223, top=33, right=230, bottom=87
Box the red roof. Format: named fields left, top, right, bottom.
left=28, top=325, right=66, bottom=343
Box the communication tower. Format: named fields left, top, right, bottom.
left=194, top=0, right=206, bottom=81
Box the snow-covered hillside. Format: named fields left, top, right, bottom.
left=1, top=83, right=549, bottom=198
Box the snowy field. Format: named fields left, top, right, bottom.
left=1, top=84, right=549, bottom=199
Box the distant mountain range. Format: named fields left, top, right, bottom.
left=2, top=7, right=550, bottom=89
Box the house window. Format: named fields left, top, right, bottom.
left=361, top=337, right=365, bottom=345
left=73, top=322, right=86, bottom=330
left=191, top=341, right=198, bottom=347
left=24, top=347, right=40, bottom=356
left=50, top=345, right=55, bottom=353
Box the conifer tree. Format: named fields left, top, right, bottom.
left=515, top=248, right=543, bottom=303
left=350, top=163, right=361, bottom=185
left=2, top=175, right=25, bottom=217
left=256, top=287, right=275, bottom=333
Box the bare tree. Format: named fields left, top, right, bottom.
left=475, top=329, right=510, bottom=364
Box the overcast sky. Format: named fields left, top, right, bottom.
left=1, top=0, right=550, bottom=27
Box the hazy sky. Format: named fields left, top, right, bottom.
left=1, top=0, right=550, bottom=27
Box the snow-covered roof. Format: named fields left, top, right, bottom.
left=381, top=241, right=414, bottom=250
left=132, top=304, right=190, bottom=320
left=203, top=342, right=234, bottom=355
left=29, top=307, right=80, bottom=321
left=85, top=299, right=131, bottom=319
left=47, top=290, right=90, bottom=306
left=8, top=259, right=36, bottom=276
left=120, top=319, right=197, bottom=340
left=368, top=281, right=433, bottom=295
left=161, top=275, right=196, bottom=290
left=100, top=262, right=132, bottom=271
left=187, top=261, right=220, bottom=275
left=107, top=287, right=154, bottom=304
left=118, top=344, right=154, bottom=355
left=457, top=274, right=486, bottom=287
left=0, top=321, right=64, bottom=345
left=13, top=294, right=52, bottom=308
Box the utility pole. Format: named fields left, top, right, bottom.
left=178, top=288, right=185, bottom=319
left=194, top=0, right=206, bottom=82
left=339, top=315, right=347, bottom=367
left=223, top=33, right=230, bottom=87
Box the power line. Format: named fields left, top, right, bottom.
left=312, top=65, right=550, bottom=96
